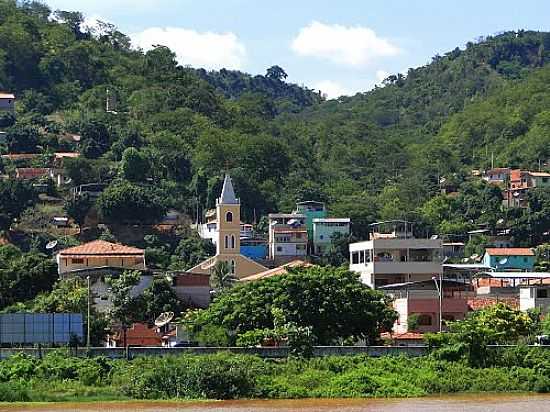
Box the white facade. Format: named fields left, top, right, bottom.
left=520, top=286, right=550, bottom=313
left=268, top=213, right=308, bottom=259
left=349, top=238, right=443, bottom=288
left=197, top=221, right=254, bottom=246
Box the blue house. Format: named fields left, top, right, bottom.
left=482, top=248, right=535, bottom=271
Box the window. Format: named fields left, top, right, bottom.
left=442, top=314, right=455, bottom=322
left=537, top=289, right=548, bottom=299
left=226, top=211, right=233, bottom=222
left=231, top=235, right=235, bottom=249
left=523, top=257, right=528, bottom=263
left=319, top=234, right=324, bottom=240
left=230, top=260, right=236, bottom=274
left=276, top=246, right=283, bottom=252
left=352, top=252, right=359, bottom=264
left=224, top=236, right=229, bottom=249
left=71, top=258, right=84, bottom=264
left=359, top=250, right=365, bottom=263
left=296, top=244, right=306, bottom=251
left=416, top=314, right=432, bottom=326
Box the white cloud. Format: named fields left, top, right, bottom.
left=131, top=27, right=246, bottom=70
left=314, top=80, right=352, bottom=99
left=291, top=21, right=400, bottom=67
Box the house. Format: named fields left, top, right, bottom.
left=294, top=201, right=327, bottom=240
left=268, top=213, right=308, bottom=260
left=188, top=175, right=268, bottom=279
left=504, top=170, right=550, bottom=208
left=483, top=168, right=511, bottom=185
left=56, top=240, right=146, bottom=275
left=106, top=323, right=162, bottom=347
left=0, top=92, right=15, bottom=112
left=349, top=221, right=443, bottom=288
left=482, top=248, right=535, bottom=271
left=15, top=167, right=50, bottom=180
left=170, top=272, right=211, bottom=308
left=56, top=240, right=149, bottom=313
left=520, top=283, right=550, bottom=313
left=312, top=218, right=351, bottom=256
left=380, top=279, right=471, bottom=334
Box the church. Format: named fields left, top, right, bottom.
left=188, top=175, right=268, bottom=279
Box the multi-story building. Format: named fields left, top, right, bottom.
left=268, top=213, right=308, bottom=260
left=504, top=169, right=550, bottom=208
left=294, top=201, right=327, bottom=240
left=380, top=279, right=471, bottom=334
left=483, top=168, right=511, bottom=185
left=312, top=218, right=351, bottom=255
left=349, top=221, right=442, bottom=288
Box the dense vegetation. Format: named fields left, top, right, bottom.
left=2, top=348, right=550, bottom=402
left=0, top=1, right=548, bottom=252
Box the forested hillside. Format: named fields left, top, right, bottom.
left=0, top=0, right=549, bottom=246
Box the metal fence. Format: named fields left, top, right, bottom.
left=0, top=313, right=83, bottom=345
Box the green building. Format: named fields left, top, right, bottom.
left=312, top=218, right=351, bottom=255
left=294, top=201, right=327, bottom=239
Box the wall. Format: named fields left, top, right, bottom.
left=241, top=244, right=268, bottom=261
left=57, top=255, right=146, bottom=275
left=483, top=254, right=535, bottom=271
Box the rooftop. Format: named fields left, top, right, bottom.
left=240, top=260, right=314, bottom=282
left=313, top=218, right=350, bottom=223
left=485, top=248, right=534, bottom=256
left=58, top=240, right=144, bottom=256
left=0, top=93, right=15, bottom=99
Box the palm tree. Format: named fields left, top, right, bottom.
left=210, top=261, right=237, bottom=293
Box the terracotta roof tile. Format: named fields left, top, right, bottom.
left=485, top=248, right=534, bottom=256
left=59, top=240, right=144, bottom=256
left=15, top=168, right=49, bottom=179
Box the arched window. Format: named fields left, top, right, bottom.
left=224, top=235, right=229, bottom=249
left=230, top=260, right=236, bottom=274
left=226, top=211, right=233, bottom=222
left=231, top=235, right=235, bottom=249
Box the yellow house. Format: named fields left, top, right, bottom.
left=189, top=175, right=267, bottom=279
left=56, top=240, right=146, bottom=275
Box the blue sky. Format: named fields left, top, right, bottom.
left=47, top=0, right=550, bottom=98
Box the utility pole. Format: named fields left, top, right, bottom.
left=86, top=276, right=91, bottom=349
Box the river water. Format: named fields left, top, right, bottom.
left=3, top=395, right=550, bottom=412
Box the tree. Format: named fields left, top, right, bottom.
left=0, top=252, right=58, bottom=310
left=427, top=303, right=537, bottom=366
left=266, top=65, right=287, bottom=81
left=171, top=232, right=215, bottom=270
left=107, top=271, right=146, bottom=329
left=120, top=147, right=150, bottom=182
left=97, top=180, right=168, bottom=223
left=194, top=266, right=397, bottom=345
left=5, top=124, right=40, bottom=153
left=209, top=261, right=237, bottom=293
left=64, top=193, right=93, bottom=227
left=0, top=180, right=37, bottom=230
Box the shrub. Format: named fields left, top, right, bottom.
left=0, top=381, right=31, bottom=402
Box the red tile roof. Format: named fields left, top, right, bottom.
left=467, top=297, right=519, bottom=311
left=381, top=332, right=424, bottom=341
left=15, top=168, right=49, bottom=179
left=59, top=240, right=144, bottom=256
left=2, top=154, right=38, bottom=161
left=485, top=248, right=534, bottom=256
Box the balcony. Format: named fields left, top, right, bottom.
left=364, top=261, right=442, bottom=275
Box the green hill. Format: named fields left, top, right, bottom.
left=0, top=1, right=548, bottom=245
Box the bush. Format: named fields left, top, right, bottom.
left=0, top=381, right=31, bottom=402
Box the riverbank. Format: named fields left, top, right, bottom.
left=4, top=395, right=550, bottom=412
left=1, top=348, right=550, bottom=402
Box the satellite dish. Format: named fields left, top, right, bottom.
left=498, top=257, right=508, bottom=265
left=154, top=311, right=174, bottom=327
left=431, top=234, right=439, bottom=239
left=45, top=240, right=58, bottom=250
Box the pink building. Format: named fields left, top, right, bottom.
left=380, top=279, right=472, bottom=334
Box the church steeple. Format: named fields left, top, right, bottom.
left=218, top=174, right=239, bottom=205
